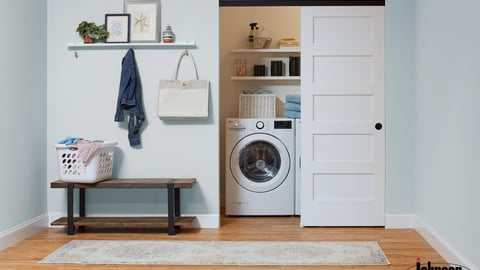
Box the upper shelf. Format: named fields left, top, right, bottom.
left=231, top=48, right=300, bottom=53
left=231, top=76, right=300, bottom=81
left=67, top=41, right=197, bottom=50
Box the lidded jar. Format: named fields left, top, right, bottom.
left=162, top=25, right=175, bottom=43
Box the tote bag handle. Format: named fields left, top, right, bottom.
left=172, top=50, right=199, bottom=80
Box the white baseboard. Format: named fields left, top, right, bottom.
left=414, top=216, right=478, bottom=270
left=0, top=214, right=49, bottom=251
left=385, top=214, right=416, bottom=228
left=48, top=212, right=220, bottom=229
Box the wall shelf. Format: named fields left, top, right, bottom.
left=67, top=40, right=197, bottom=50
left=231, top=48, right=300, bottom=53
left=231, top=76, right=300, bottom=81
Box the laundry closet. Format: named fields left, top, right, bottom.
left=220, top=3, right=385, bottom=227
left=219, top=6, right=301, bottom=213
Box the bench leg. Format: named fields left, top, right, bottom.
left=67, top=183, right=75, bottom=235
left=175, top=188, right=181, bottom=217
left=78, top=188, right=86, bottom=231
left=79, top=188, right=85, bottom=217
left=167, top=183, right=176, bottom=235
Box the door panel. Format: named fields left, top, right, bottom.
left=301, top=6, right=385, bottom=226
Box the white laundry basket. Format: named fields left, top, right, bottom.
left=55, top=141, right=117, bottom=183
left=239, top=94, right=276, bottom=118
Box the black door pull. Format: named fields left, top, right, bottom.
left=375, top=123, right=383, bottom=130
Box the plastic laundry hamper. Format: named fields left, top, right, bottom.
left=55, top=141, right=117, bottom=183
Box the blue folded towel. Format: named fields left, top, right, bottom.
left=286, top=95, right=301, bottom=104
left=285, top=102, right=301, bottom=112
left=256, top=89, right=273, bottom=94
left=285, top=110, right=301, bottom=119
left=243, top=89, right=273, bottom=94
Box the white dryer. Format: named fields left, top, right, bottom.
left=295, top=119, right=301, bottom=215
left=225, top=118, right=295, bottom=215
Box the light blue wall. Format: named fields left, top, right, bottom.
left=385, top=0, right=415, bottom=215
left=0, top=0, right=47, bottom=232
left=1, top=1, right=478, bottom=267
left=414, top=0, right=480, bottom=267
left=46, top=0, right=220, bottom=227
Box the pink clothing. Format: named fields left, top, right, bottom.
left=77, top=140, right=100, bottom=163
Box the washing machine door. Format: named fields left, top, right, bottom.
left=230, top=133, right=291, bottom=193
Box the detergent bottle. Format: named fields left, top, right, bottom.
left=248, top=23, right=258, bottom=49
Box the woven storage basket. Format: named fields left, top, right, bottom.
left=55, top=141, right=117, bottom=183
left=239, top=94, right=276, bottom=118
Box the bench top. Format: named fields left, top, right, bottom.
left=51, top=178, right=196, bottom=189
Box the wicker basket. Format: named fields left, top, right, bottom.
left=239, top=94, right=276, bottom=118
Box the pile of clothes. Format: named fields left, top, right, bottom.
left=58, top=137, right=102, bottom=163
left=285, top=94, right=301, bottom=118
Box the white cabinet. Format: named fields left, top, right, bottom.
left=230, top=48, right=300, bottom=81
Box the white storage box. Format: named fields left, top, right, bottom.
left=239, top=94, right=276, bottom=118
left=55, top=141, right=117, bottom=183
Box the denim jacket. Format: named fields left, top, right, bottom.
left=114, top=49, right=145, bottom=146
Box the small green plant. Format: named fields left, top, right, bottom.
left=76, top=21, right=109, bottom=43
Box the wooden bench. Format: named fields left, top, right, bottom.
left=50, top=178, right=196, bottom=235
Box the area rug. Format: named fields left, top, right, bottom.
left=39, top=240, right=390, bottom=265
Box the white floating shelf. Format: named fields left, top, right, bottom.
left=231, top=76, right=300, bottom=81
left=67, top=41, right=197, bottom=50
left=231, top=48, right=300, bottom=53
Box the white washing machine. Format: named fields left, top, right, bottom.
left=225, top=118, right=295, bottom=215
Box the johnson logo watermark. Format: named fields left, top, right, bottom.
left=408, top=258, right=471, bottom=270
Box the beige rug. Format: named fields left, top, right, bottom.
left=39, top=240, right=390, bottom=265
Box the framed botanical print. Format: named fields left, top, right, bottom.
left=105, top=14, right=131, bottom=43
left=124, top=0, right=159, bottom=42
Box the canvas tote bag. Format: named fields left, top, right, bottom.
left=158, top=50, right=209, bottom=119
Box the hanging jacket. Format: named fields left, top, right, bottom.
left=114, top=48, right=145, bottom=146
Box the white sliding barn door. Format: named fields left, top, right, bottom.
left=300, top=6, right=385, bottom=226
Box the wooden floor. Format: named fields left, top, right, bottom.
left=0, top=216, right=445, bottom=269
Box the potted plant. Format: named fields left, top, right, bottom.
left=76, top=21, right=109, bottom=43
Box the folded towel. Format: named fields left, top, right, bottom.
left=256, top=89, right=273, bottom=94
left=285, top=102, right=301, bottom=112
left=243, top=89, right=273, bottom=94
left=286, top=95, right=301, bottom=104
left=285, top=110, right=301, bottom=119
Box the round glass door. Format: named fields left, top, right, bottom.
left=230, top=133, right=290, bottom=193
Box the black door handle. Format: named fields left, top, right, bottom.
left=375, top=123, right=383, bottom=130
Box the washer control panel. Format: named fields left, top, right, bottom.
left=274, top=120, right=293, bottom=129
left=226, top=118, right=294, bottom=133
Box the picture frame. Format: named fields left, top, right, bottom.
left=124, top=0, right=159, bottom=42
left=105, top=14, right=131, bottom=43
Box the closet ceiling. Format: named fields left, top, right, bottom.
left=220, top=0, right=385, bottom=6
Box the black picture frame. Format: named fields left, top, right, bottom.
left=105, top=14, right=131, bottom=43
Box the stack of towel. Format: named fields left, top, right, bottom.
left=285, top=94, right=301, bottom=118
